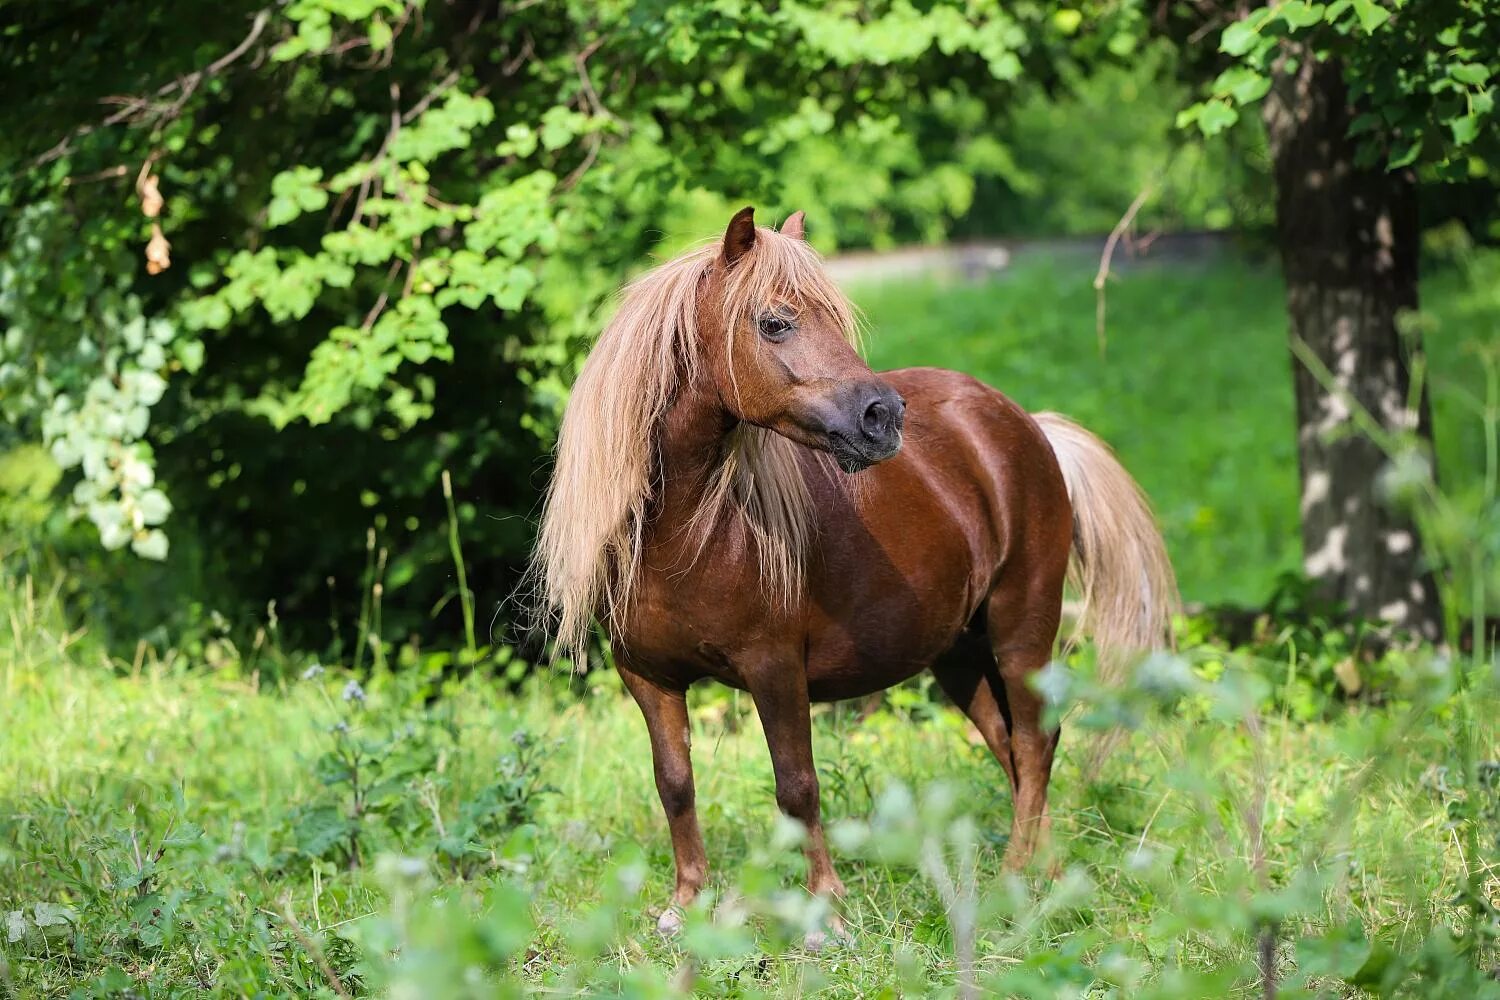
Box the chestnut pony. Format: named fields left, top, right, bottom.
left=535, top=207, right=1177, bottom=934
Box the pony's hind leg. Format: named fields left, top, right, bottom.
left=618, top=665, right=708, bottom=935
left=986, top=577, right=1066, bottom=872
left=992, top=641, right=1059, bottom=869
left=930, top=628, right=1017, bottom=791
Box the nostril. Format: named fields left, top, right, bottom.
left=861, top=399, right=889, bottom=439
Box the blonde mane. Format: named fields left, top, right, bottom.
left=533, top=225, right=859, bottom=657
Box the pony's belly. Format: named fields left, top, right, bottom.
left=615, top=581, right=967, bottom=700
left=802, top=586, right=975, bottom=701
left=804, top=651, right=934, bottom=701
left=617, top=625, right=957, bottom=702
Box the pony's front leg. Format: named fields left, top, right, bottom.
left=745, top=663, right=847, bottom=946
left=618, top=666, right=707, bottom=935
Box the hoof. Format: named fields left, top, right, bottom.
left=657, top=906, right=684, bottom=937
left=804, top=918, right=849, bottom=953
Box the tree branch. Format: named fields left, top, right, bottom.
left=401, top=70, right=461, bottom=125
left=1093, top=185, right=1155, bottom=355
left=32, top=9, right=273, bottom=170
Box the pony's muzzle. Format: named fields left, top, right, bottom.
left=826, top=383, right=904, bottom=472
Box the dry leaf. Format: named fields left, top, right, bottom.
left=145, top=222, right=171, bottom=275
left=137, top=172, right=163, bottom=219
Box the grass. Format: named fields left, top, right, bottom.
left=855, top=250, right=1499, bottom=608
left=2, top=569, right=1496, bottom=997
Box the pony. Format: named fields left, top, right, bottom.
left=534, top=206, right=1177, bottom=937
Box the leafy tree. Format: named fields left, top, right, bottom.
left=1168, top=0, right=1500, bottom=638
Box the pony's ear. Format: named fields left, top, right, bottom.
left=722, top=206, right=757, bottom=266
left=780, top=211, right=805, bottom=241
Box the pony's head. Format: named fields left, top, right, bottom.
left=702, top=206, right=905, bottom=473
left=535, top=206, right=900, bottom=655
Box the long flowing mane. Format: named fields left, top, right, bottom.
left=534, top=225, right=859, bottom=656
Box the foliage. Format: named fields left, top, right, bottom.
left=958, top=40, right=1272, bottom=238
left=0, top=202, right=183, bottom=560
left=1176, top=0, right=1500, bottom=178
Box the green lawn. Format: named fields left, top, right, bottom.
left=855, top=251, right=1496, bottom=609
left=2, top=571, right=1495, bottom=997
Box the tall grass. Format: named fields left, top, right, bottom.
left=1, top=556, right=1495, bottom=996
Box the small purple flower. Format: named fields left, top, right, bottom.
left=341, top=679, right=366, bottom=704
left=301, top=663, right=325, bottom=681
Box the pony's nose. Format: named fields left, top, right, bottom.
left=861, top=392, right=903, bottom=442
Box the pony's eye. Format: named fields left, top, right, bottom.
left=758, top=313, right=794, bottom=341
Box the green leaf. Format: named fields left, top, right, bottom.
left=272, top=37, right=309, bottom=62
left=496, top=124, right=538, bottom=158
left=1450, top=114, right=1479, bottom=146
left=1387, top=136, right=1422, bottom=168
left=1175, top=104, right=1204, bottom=130
left=1051, top=9, right=1082, bottom=34
left=1220, top=20, right=1261, bottom=56
left=1214, top=67, right=1272, bottom=105
left=1349, top=941, right=1399, bottom=991
left=267, top=166, right=328, bottom=227
left=984, top=50, right=1022, bottom=79
left=294, top=805, right=354, bottom=859
left=1349, top=0, right=1389, bottom=33
left=1449, top=63, right=1490, bottom=87
left=1278, top=2, right=1325, bottom=30
left=539, top=106, right=588, bottom=151
left=368, top=15, right=393, bottom=51
left=176, top=337, right=208, bottom=373
left=299, top=18, right=333, bottom=53
left=267, top=197, right=299, bottom=227
left=1295, top=923, right=1371, bottom=980
left=1196, top=99, right=1240, bottom=137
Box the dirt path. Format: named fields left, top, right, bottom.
left=822, top=230, right=1238, bottom=285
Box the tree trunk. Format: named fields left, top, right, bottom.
left=1262, top=49, right=1442, bottom=640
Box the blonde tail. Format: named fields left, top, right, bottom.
left=1034, top=412, right=1179, bottom=681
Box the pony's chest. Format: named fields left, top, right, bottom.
left=613, top=533, right=790, bottom=688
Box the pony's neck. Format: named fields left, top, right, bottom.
left=654, top=375, right=734, bottom=523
